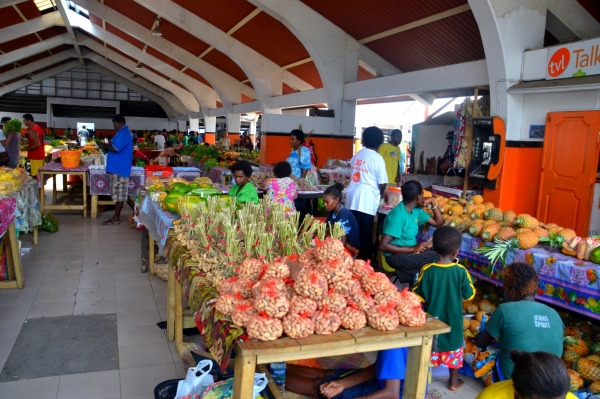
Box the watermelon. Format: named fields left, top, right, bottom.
left=164, top=192, right=185, bottom=213
left=187, top=182, right=200, bottom=190
left=199, top=183, right=213, bottom=189
left=169, top=182, right=189, bottom=194
left=190, top=188, right=221, bottom=198
left=177, top=196, right=205, bottom=215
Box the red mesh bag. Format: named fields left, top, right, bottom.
left=367, top=302, right=400, bottom=331
left=289, top=295, right=318, bottom=317
left=215, top=294, right=238, bottom=317
left=238, top=258, right=264, bottom=283
left=331, top=276, right=362, bottom=297
left=316, top=259, right=352, bottom=285
left=231, top=301, right=258, bottom=327
left=254, top=290, right=290, bottom=318
left=339, top=301, right=367, bottom=330
left=374, top=287, right=401, bottom=307
left=298, top=250, right=319, bottom=267
left=247, top=313, right=283, bottom=341
left=282, top=313, right=315, bottom=339
left=396, top=288, right=427, bottom=327
left=218, top=277, right=238, bottom=296
left=352, top=259, right=374, bottom=279
left=311, top=307, right=341, bottom=335
left=349, top=290, right=375, bottom=313
left=315, top=237, right=345, bottom=262
left=319, top=289, right=347, bottom=313
left=262, top=258, right=290, bottom=280
left=361, top=272, right=392, bottom=295
left=232, top=278, right=254, bottom=299
left=294, top=268, right=328, bottom=300
left=252, top=277, right=286, bottom=297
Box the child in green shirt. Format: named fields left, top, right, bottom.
left=413, top=226, right=475, bottom=392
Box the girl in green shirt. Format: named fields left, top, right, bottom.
left=228, top=160, right=259, bottom=205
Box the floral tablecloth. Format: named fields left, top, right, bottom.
left=13, top=180, right=42, bottom=234
left=0, top=197, right=17, bottom=281
left=419, top=227, right=600, bottom=321
left=88, top=166, right=145, bottom=196
left=37, top=162, right=91, bottom=188
left=138, top=196, right=178, bottom=254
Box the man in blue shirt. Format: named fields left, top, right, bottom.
left=286, top=348, right=407, bottom=399
left=98, top=114, right=133, bottom=225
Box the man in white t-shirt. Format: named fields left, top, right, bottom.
left=345, top=126, right=388, bottom=260
left=154, top=133, right=166, bottom=150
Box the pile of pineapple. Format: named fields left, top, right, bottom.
left=432, top=194, right=581, bottom=253
left=462, top=280, right=502, bottom=337
left=562, top=315, right=600, bottom=393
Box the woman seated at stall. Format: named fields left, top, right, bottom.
left=228, top=160, right=259, bottom=205
left=476, top=350, right=574, bottom=399
left=475, top=262, right=564, bottom=380
left=323, top=183, right=360, bottom=257
left=379, top=180, right=443, bottom=284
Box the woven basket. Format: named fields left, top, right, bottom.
left=60, top=150, right=81, bottom=169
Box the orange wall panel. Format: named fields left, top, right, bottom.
left=259, top=135, right=354, bottom=168
left=204, top=132, right=215, bottom=145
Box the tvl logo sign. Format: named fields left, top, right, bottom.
left=546, top=39, right=600, bottom=80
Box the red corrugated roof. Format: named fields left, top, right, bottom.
left=286, top=62, right=323, bottom=88
left=202, top=49, right=247, bottom=81
left=282, top=82, right=296, bottom=94
left=357, top=66, right=375, bottom=81
left=104, top=0, right=156, bottom=32
left=241, top=93, right=253, bottom=103
left=89, top=13, right=103, bottom=27
left=106, top=23, right=144, bottom=49
left=216, top=100, right=222, bottom=108
left=160, top=18, right=211, bottom=56
left=0, top=45, right=71, bottom=74
left=172, top=0, right=256, bottom=33
left=79, top=29, right=104, bottom=45
left=38, top=26, right=67, bottom=40
left=106, top=43, right=137, bottom=63
left=146, top=47, right=185, bottom=71
left=231, top=12, right=309, bottom=67
left=0, top=33, right=39, bottom=53
left=0, top=5, right=25, bottom=30
left=15, top=1, right=42, bottom=21
left=183, top=68, right=212, bottom=89
left=4, top=60, right=74, bottom=85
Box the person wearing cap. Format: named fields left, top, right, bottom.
left=97, top=114, right=134, bottom=225
left=438, top=131, right=455, bottom=175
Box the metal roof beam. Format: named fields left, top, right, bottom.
left=55, top=0, right=84, bottom=65
left=344, top=60, right=489, bottom=101
left=0, top=11, right=64, bottom=45
left=85, top=59, right=182, bottom=119
left=81, top=47, right=202, bottom=118
left=0, top=33, right=70, bottom=67
left=0, top=60, right=80, bottom=96
left=0, top=49, right=77, bottom=83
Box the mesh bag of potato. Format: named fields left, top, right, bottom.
left=367, top=302, right=400, bottom=331
left=247, top=313, right=283, bottom=341
left=282, top=313, right=315, bottom=339
left=396, top=287, right=427, bottom=327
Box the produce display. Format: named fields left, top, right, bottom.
left=0, top=167, right=30, bottom=196
left=180, top=145, right=259, bottom=170
left=428, top=195, right=600, bottom=267
left=249, top=172, right=317, bottom=191
left=172, top=197, right=428, bottom=343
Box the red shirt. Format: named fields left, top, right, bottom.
left=27, top=125, right=45, bottom=160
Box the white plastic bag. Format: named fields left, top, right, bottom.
left=175, top=359, right=215, bottom=399
left=253, top=373, right=268, bottom=399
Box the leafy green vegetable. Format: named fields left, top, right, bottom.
left=204, top=158, right=219, bottom=171
left=3, top=119, right=22, bottom=134
left=192, top=145, right=220, bottom=162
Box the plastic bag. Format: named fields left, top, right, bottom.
left=175, top=359, right=215, bottom=399
left=201, top=373, right=268, bottom=399
left=41, top=212, right=59, bottom=233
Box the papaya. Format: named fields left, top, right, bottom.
left=164, top=192, right=185, bottom=213
left=168, top=182, right=189, bottom=195
left=177, top=195, right=205, bottom=215
left=190, top=188, right=221, bottom=198
left=187, top=182, right=200, bottom=190
left=591, top=246, right=600, bottom=264
left=199, top=183, right=213, bottom=189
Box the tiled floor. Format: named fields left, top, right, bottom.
left=0, top=206, right=484, bottom=399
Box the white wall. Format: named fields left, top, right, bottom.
left=518, top=89, right=600, bottom=141
left=413, top=124, right=452, bottom=163
left=262, top=113, right=335, bottom=134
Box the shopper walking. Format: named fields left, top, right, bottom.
left=98, top=114, right=134, bottom=225
left=23, top=114, right=45, bottom=178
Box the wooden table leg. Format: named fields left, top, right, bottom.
left=7, top=222, right=23, bottom=289
left=403, top=335, right=433, bottom=399
left=62, top=174, right=67, bottom=192
left=39, top=184, right=45, bottom=216
left=52, top=175, right=57, bottom=204
left=175, top=277, right=183, bottom=349
left=149, top=236, right=155, bottom=276
left=91, top=195, right=98, bottom=219
left=83, top=172, right=87, bottom=218
left=233, top=352, right=257, bottom=399
left=167, top=263, right=175, bottom=341
left=33, top=225, right=38, bottom=245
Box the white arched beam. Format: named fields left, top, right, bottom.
left=71, top=12, right=217, bottom=111
left=85, top=60, right=181, bottom=120
left=84, top=54, right=187, bottom=118
left=0, top=49, right=77, bottom=83
left=71, top=0, right=253, bottom=113
left=55, top=0, right=84, bottom=65
left=0, top=60, right=80, bottom=96
left=133, top=0, right=314, bottom=113
left=80, top=45, right=201, bottom=118
left=0, top=11, right=64, bottom=44
left=0, top=34, right=71, bottom=67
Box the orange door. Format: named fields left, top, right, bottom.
left=537, top=111, right=600, bottom=236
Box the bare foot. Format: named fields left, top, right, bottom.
left=449, top=378, right=465, bottom=391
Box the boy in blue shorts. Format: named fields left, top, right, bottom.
left=286, top=347, right=407, bottom=399
left=412, top=225, right=475, bottom=391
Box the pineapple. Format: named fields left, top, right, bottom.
left=548, top=226, right=564, bottom=235
left=516, top=230, right=539, bottom=249
left=574, top=357, right=600, bottom=381
left=565, top=336, right=590, bottom=357
left=447, top=217, right=464, bottom=229
left=484, top=208, right=503, bottom=222
left=469, top=319, right=481, bottom=333
left=465, top=204, right=477, bottom=214
left=544, top=283, right=555, bottom=297
left=589, top=380, right=600, bottom=394
left=502, top=210, right=516, bottom=223
left=468, top=220, right=485, bottom=237
left=470, top=208, right=486, bottom=220
left=532, top=226, right=549, bottom=238
left=588, top=354, right=600, bottom=365
left=470, top=195, right=484, bottom=205
left=558, top=229, right=577, bottom=243
left=495, top=227, right=516, bottom=241
left=563, top=350, right=582, bottom=368
left=483, top=202, right=495, bottom=211
left=475, top=311, right=487, bottom=322
left=513, top=214, right=539, bottom=229
left=565, top=326, right=581, bottom=338
left=458, top=198, right=468, bottom=205
left=481, top=224, right=500, bottom=242
left=483, top=220, right=497, bottom=228
left=478, top=299, right=496, bottom=314
left=448, top=205, right=464, bottom=216
left=467, top=304, right=479, bottom=314
left=544, top=223, right=559, bottom=229
left=568, top=370, right=584, bottom=392
left=463, top=317, right=470, bottom=331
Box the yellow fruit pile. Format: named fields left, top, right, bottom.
left=0, top=167, right=28, bottom=196
left=561, top=316, right=600, bottom=392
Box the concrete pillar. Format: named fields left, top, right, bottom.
left=204, top=116, right=216, bottom=144
left=189, top=118, right=199, bottom=132
left=177, top=119, right=187, bottom=132
left=226, top=113, right=241, bottom=134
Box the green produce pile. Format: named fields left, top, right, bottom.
left=3, top=119, right=21, bottom=134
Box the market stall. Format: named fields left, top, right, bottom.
left=0, top=197, right=23, bottom=289
left=38, top=162, right=89, bottom=218
left=88, top=165, right=146, bottom=219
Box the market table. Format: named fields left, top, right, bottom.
left=13, top=179, right=42, bottom=245
left=38, top=162, right=89, bottom=218
left=419, top=227, right=600, bottom=321
left=207, top=166, right=230, bottom=184
left=138, top=196, right=178, bottom=275
left=88, top=166, right=145, bottom=219
left=0, top=197, right=24, bottom=289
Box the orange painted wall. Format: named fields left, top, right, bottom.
left=260, top=135, right=354, bottom=167
left=484, top=146, right=543, bottom=215
left=204, top=133, right=215, bottom=145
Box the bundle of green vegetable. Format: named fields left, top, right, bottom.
left=3, top=119, right=22, bottom=134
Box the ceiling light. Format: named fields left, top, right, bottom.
left=136, top=64, right=142, bottom=70
left=151, top=18, right=162, bottom=36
